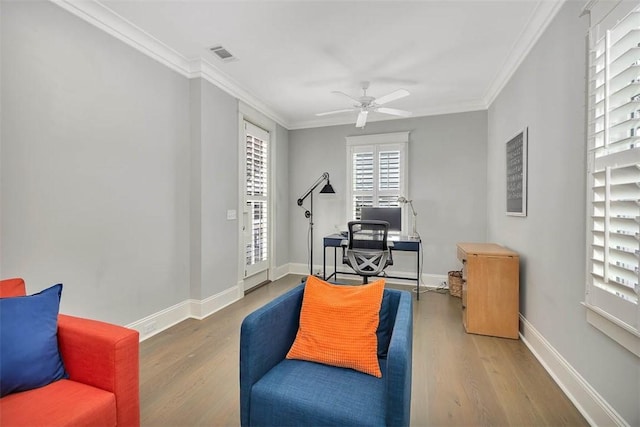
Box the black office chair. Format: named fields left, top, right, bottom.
left=342, top=220, right=394, bottom=284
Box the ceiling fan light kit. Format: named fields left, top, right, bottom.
left=356, top=110, right=368, bottom=128
left=316, top=81, right=412, bottom=128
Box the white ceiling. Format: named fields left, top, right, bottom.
left=81, top=0, right=564, bottom=129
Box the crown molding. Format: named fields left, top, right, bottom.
left=191, top=59, right=289, bottom=127
left=482, top=0, right=566, bottom=108
left=50, top=0, right=290, bottom=129
left=51, top=0, right=192, bottom=75
left=410, top=101, right=488, bottom=119
left=51, top=0, right=563, bottom=131
left=288, top=101, right=487, bottom=130
left=580, top=0, right=598, bottom=17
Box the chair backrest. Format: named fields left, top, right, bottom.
left=347, top=220, right=390, bottom=251
left=345, top=221, right=391, bottom=281
left=0, top=278, right=26, bottom=297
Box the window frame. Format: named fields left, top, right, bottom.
left=584, top=1, right=640, bottom=357
left=345, top=132, right=409, bottom=233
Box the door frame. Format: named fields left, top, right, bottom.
left=237, top=103, right=278, bottom=292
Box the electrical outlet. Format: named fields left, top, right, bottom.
left=142, top=321, right=156, bottom=334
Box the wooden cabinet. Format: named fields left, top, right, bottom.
left=457, top=242, right=520, bottom=339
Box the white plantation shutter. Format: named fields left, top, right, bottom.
left=378, top=195, right=399, bottom=207
left=353, top=151, right=374, bottom=192
left=352, top=150, right=375, bottom=218
left=246, top=134, right=267, bottom=197
left=379, top=150, right=400, bottom=190
left=346, top=132, right=409, bottom=228
left=245, top=200, right=267, bottom=265
left=378, top=150, right=401, bottom=208
left=245, top=127, right=268, bottom=267
left=585, top=3, right=640, bottom=352
left=589, top=158, right=640, bottom=304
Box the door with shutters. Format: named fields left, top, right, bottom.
left=242, top=121, right=270, bottom=283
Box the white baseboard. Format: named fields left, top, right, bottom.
left=130, top=266, right=289, bottom=342
left=127, top=268, right=445, bottom=342
left=127, top=300, right=192, bottom=342
left=420, top=273, right=448, bottom=288
left=127, top=284, right=242, bottom=342
left=271, top=264, right=290, bottom=281
left=189, top=285, right=242, bottom=320
left=289, top=262, right=314, bottom=276
left=519, top=315, right=628, bottom=427
left=288, top=262, right=447, bottom=289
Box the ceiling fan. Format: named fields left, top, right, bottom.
left=316, top=81, right=412, bottom=128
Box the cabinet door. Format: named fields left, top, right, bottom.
left=468, top=255, right=519, bottom=338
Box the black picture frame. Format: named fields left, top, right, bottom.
left=506, top=128, right=528, bottom=216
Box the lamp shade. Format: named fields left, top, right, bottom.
left=320, top=182, right=335, bottom=194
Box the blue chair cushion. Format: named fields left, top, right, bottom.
left=250, top=359, right=387, bottom=427
left=0, top=283, right=68, bottom=397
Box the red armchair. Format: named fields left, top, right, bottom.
left=0, top=278, right=140, bottom=426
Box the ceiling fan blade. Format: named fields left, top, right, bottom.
left=375, top=89, right=410, bottom=105
left=315, top=108, right=356, bottom=117
left=356, top=110, right=368, bottom=128
left=376, top=107, right=412, bottom=117
left=332, top=91, right=361, bottom=104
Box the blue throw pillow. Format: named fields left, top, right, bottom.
left=0, top=283, right=69, bottom=397
left=376, top=291, right=391, bottom=357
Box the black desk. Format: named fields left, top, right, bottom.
left=323, top=233, right=422, bottom=299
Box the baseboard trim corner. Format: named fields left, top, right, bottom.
left=271, top=264, right=290, bottom=281
left=190, top=285, right=242, bottom=320
left=128, top=284, right=242, bottom=342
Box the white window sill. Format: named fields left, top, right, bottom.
left=582, top=302, right=640, bottom=358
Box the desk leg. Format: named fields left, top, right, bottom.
left=416, top=246, right=420, bottom=301
left=334, top=247, right=337, bottom=282
left=323, top=243, right=326, bottom=280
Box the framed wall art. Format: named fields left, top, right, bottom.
left=506, top=127, right=528, bottom=216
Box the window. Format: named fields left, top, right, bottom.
left=585, top=3, right=640, bottom=356
left=346, top=132, right=409, bottom=229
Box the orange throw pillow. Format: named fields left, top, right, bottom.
left=286, top=275, right=384, bottom=377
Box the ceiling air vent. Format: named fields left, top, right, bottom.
left=209, top=45, right=237, bottom=62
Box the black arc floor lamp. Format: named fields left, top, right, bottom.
left=297, top=172, right=335, bottom=276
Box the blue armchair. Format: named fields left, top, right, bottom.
left=240, top=283, right=413, bottom=427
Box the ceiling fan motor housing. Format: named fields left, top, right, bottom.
left=359, top=96, right=375, bottom=107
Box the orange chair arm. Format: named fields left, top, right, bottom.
left=57, top=314, right=140, bottom=427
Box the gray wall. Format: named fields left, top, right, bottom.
left=190, top=78, right=239, bottom=299
left=0, top=1, right=271, bottom=326
left=487, top=1, right=638, bottom=424
left=275, top=123, right=290, bottom=268
left=1, top=0, right=191, bottom=324
left=289, top=111, right=488, bottom=277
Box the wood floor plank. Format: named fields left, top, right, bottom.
left=139, top=275, right=588, bottom=426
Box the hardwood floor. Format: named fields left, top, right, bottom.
left=139, top=274, right=588, bottom=426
